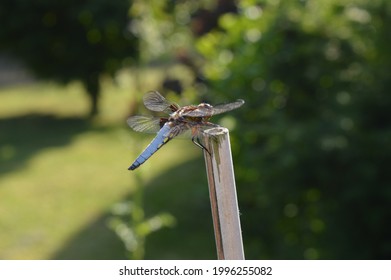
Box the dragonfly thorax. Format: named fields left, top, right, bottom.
left=169, top=103, right=213, bottom=124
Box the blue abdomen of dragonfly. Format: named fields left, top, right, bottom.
left=128, top=123, right=171, bottom=170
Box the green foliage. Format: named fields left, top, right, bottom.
left=197, top=0, right=391, bottom=259
left=0, top=0, right=138, bottom=115
left=108, top=174, right=176, bottom=260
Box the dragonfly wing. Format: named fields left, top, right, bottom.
left=171, top=123, right=218, bottom=140
left=143, top=91, right=179, bottom=113
left=167, top=122, right=190, bottom=139
left=127, top=116, right=163, bottom=134
left=210, top=99, right=245, bottom=115
left=183, top=99, right=245, bottom=117
left=181, top=105, right=214, bottom=117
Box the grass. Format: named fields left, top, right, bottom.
left=0, top=76, right=214, bottom=259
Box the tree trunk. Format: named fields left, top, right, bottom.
left=83, top=74, right=100, bottom=117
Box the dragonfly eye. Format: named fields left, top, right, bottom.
left=199, top=103, right=212, bottom=109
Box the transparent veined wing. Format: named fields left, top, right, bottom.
left=182, top=99, right=245, bottom=117
left=171, top=122, right=220, bottom=140
left=127, top=116, right=164, bottom=134
left=143, top=91, right=179, bottom=113
left=166, top=122, right=190, bottom=139
left=127, top=116, right=192, bottom=138
left=211, top=99, right=245, bottom=115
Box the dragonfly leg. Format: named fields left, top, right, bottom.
left=192, top=136, right=211, bottom=155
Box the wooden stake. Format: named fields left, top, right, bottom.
left=203, top=127, right=245, bottom=260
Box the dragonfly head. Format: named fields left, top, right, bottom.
left=198, top=103, right=212, bottom=109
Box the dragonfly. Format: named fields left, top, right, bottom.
left=127, top=91, right=244, bottom=170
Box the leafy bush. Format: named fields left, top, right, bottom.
left=197, top=0, right=391, bottom=259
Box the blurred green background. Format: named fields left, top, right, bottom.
left=1, top=0, right=390, bottom=259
